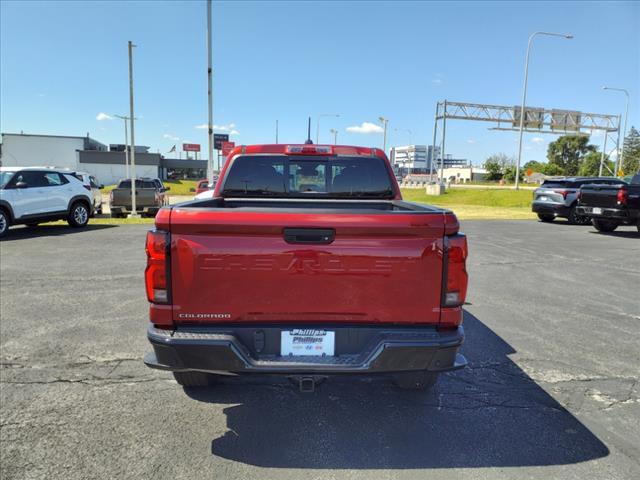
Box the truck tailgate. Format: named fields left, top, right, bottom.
left=580, top=185, right=624, bottom=208
left=112, top=189, right=156, bottom=208
left=168, top=209, right=445, bottom=325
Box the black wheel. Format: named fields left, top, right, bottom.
left=567, top=206, right=590, bottom=225
left=537, top=213, right=555, bottom=223
left=67, top=202, right=90, bottom=228
left=392, top=371, right=439, bottom=391
left=592, top=219, right=618, bottom=233
left=173, top=371, right=217, bottom=387
left=0, top=209, right=9, bottom=238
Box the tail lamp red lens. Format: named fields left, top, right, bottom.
left=617, top=188, right=628, bottom=205
left=145, top=230, right=170, bottom=304
left=443, top=234, right=468, bottom=308
left=554, top=189, right=570, bottom=199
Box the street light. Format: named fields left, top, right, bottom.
left=602, top=86, right=630, bottom=174
left=394, top=128, right=413, bottom=145
left=515, top=31, right=573, bottom=190
left=127, top=40, right=140, bottom=218
left=379, top=116, right=389, bottom=153
left=316, top=114, right=340, bottom=144
left=329, top=128, right=338, bottom=145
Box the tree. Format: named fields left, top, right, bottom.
left=523, top=160, right=545, bottom=173
left=578, top=151, right=614, bottom=177
left=483, top=153, right=512, bottom=181
left=541, top=163, right=564, bottom=176
left=547, top=135, right=596, bottom=176
left=621, top=126, right=640, bottom=175
left=503, top=165, right=523, bottom=182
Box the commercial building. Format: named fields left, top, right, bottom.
left=0, top=132, right=207, bottom=185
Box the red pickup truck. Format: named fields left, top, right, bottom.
left=144, top=143, right=468, bottom=392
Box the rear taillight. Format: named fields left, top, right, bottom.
left=617, top=188, right=628, bottom=205
left=442, top=234, right=468, bottom=308
left=145, top=230, right=170, bottom=304
left=285, top=145, right=332, bottom=155
left=554, top=189, right=570, bottom=199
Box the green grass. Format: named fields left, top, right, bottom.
left=401, top=188, right=536, bottom=220
left=103, top=179, right=199, bottom=196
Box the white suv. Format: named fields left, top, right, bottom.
left=69, top=171, right=104, bottom=215
left=0, top=167, right=93, bottom=238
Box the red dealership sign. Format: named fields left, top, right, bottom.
left=221, top=141, right=235, bottom=156
left=183, top=143, right=201, bottom=152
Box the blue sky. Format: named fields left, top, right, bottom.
left=1, top=1, right=638, bottom=165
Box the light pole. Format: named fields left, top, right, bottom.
left=329, top=128, right=338, bottom=145
left=316, top=114, right=339, bottom=144
left=206, top=0, right=215, bottom=180
left=127, top=40, right=139, bottom=218
left=275, top=119, right=279, bottom=144
left=515, top=31, right=573, bottom=189
left=602, top=86, right=630, bottom=175
left=394, top=128, right=413, bottom=145
left=114, top=115, right=131, bottom=178
left=379, top=116, right=389, bottom=153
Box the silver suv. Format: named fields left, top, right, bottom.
left=532, top=177, right=625, bottom=224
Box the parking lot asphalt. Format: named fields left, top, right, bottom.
left=1, top=220, right=638, bottom=480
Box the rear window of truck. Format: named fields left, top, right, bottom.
left=119, top=180, right=156, bottom=189
left=221, top=155, right=394, bottom=198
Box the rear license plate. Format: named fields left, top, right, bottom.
left=539, top=196, right=548, bottom=201
left=592, top=207, right=602, bottom=214
left=281, top=329, right=335, bottom=356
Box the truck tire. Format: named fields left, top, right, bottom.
left=567, top=206, right=590, bottom=225
left=592, top=219, right=618, bottom=233
left=67, top=202, right=90, bottom=228
left=173, top=371, right=216, bottom=387
left=392, top=371, right=439, bottom=391
left=0, top=209, right=9, bottom=238
left=537, top=213, right=555, bottom=222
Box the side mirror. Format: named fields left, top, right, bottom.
left=15, top=181, right=28, bottom=189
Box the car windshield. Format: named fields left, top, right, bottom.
left=222, top=155, right=394, bottom=199
left=0, top=171, right=16, bottom=188
left=541, top=180, right=572, bottom=189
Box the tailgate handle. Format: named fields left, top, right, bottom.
left=283, top=228, right=335, bottom=245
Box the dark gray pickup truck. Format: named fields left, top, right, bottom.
left=577, top=174, right=640, bottom=232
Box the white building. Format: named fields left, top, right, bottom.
left=390, top=145, right=439, bottom=173
left=0, top=132, right=203, bottom=185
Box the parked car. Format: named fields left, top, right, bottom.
left=69, top=171, right=104, bottom=214
left=109, top=178, right=169, bottom=217
left=195, top=178, right=211, bottom=195
left=144, top=143, right=469, bottom=392
left=531, top=177, right=626, bottom=224
left=576, top=173, right=640, bottom=232
left=0, top=167, right=93, bottom=237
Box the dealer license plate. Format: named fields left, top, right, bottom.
left=592, top=207, right=602, bottom=214
left=281, top=329, right=335, bottom=356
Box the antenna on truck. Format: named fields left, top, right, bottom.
left=304, top=117, right=313, bottom=144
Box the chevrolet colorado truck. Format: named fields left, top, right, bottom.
left=143, top=144, right=469, bottom=391
left=577, top=173, right=640, bottom=232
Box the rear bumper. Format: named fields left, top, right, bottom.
left=576, top=205, right=634, bottom=221
left=144, top=324, right=467, bottom=375
left=110, top=206, right=159, bottom=215
left=531, top=201, right=569, bottom=216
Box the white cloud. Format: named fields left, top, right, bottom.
left=195, top=122, right=236, bottom=131
left=346, top=122, right=384, bottom=134
left=96, top=112, right=113, bottom=121
left=467, top=139, right=476, bottom=144
left=432, top=73, right=444, bottom=86
left=163, top=133, right=180, bottom=141
left=531, top=137, right=545, bottom=144
left=230, top=130, right=240, bottom=135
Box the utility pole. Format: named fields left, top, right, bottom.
left=602, top=86, right=630, bottom=175
left=127, top=40, right=139, bottom=218
left=430, top=102, right=439, bottom=181
left=379, top=116, right=389, bottom=153
left=206, top=0, right=214, bottom=179
left=275, top=119, right=279, bottom=144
